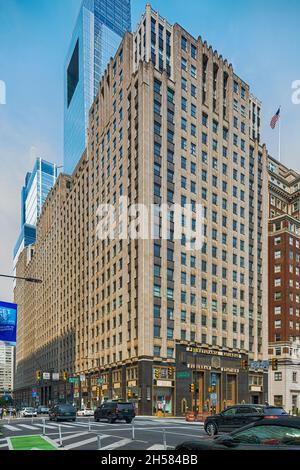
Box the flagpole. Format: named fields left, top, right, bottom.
left=278, top=107, right=281, bottom=163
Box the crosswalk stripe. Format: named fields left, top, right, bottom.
left=147, top=444, right=165, bottom=450
left=18, top=424, right=40, bottom=430
left=34, top=423, right=59, bottom=430
left=100, top=438, right=132, bottom=450
left=54, top=432, right=89, bottom=442
left=3, top=425, right=19, bottom=431
left=0, top=442, right=8, bottom=448
left=64, top=435, right=111, bottom=450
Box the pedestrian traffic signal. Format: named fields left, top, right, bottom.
left=189, top=383, right=195, bottom=393
left=63, top=371, right=68, bottom=381
left=272, top=358, right=278, bottom=371
left=36, top=370, right=41, bottom=381
left=241, top=360, right=249, bottom=369
left=168, top=367, right=173, bottom=379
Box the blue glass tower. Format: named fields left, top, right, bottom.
left=64, top=0, right=131, bottom=175
left=13, top=159, right=58, bottom=267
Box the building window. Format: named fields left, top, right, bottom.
left=274, top=372, right=282, bottom=381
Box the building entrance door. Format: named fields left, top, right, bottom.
left=226, top=374, right=237, bottom=408
left=153, top=387, right=174, bottom=416
left=194, top=372, right=204, bottom=412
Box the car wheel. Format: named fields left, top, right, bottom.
left=125, top=419, right=132, bottom=424
left=72, top=418, right=76, bottom=422
left=108, top=417, right=115, bottom=424
left=95, top=417, right=99, bottom=422
left=205, top=422, right=218, bottom=436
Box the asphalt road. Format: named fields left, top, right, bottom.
left=0, top=416, right=207, bottom=450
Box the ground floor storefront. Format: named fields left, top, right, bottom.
left=14, top=344, right=268, bottom=415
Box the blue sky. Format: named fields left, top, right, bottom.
left=0, top=0, right=299, bottom=300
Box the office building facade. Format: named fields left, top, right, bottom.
left=64, top=0, right=131, bottom=175
left=15, top=6, right=268, bottom=414
left=13, top=158, right=58, bottom=269
left=0, top=344, right=14, bottom=398
left=268, top=156, right=300, bottom=413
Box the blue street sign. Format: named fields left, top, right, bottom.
left=212, top=399, right=217, bottom=407
left=211, top=373, right=217, bottom=386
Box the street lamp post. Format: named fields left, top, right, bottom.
left=0, top=274, right=43, bottom=284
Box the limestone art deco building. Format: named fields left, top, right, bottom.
left=14, top=5, right=268, bottom=414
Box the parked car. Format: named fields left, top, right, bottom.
left=20, top=407, right=38, bottom=417
left=49, top=404, right=76, bottom=422
left=204, top=404, right=288, bottom=436
left=77, top=408, right=94, bottom=417
left=37, top=406, right=50, bottom=415
left=176, top=417, right=300, bottom=451
left=94, top=401, right=135, bottom=424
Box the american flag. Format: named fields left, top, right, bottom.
left=270, top=108, right=280, bottom=129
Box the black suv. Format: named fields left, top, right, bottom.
left=94, top=401, right=135, bottom=424
left=204, top=404, right=288, bottom=436
left=49, top=404, right=76, bottom=422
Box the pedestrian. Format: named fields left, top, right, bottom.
left=3, top=408, right=6, bottom=418
left=13, top=408, right=17, bottom=419
left=0, top=407, right=3, bottom=420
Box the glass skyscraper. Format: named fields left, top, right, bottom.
left=13, top=158, right=58, bottom=268
left=64, top=0, right=131, bottom=175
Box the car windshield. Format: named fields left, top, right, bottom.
left=59, top=405, right=75, bottom=411
left=233, top=425, right=300, bottom=446
left=117, top=403, right=133, bottom=410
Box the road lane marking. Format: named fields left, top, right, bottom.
left=64, top=434, right=111, bottom=450
left=147, top=444, right=165, bottom=450
left=3, top=425, right=19, bottom=431
left=100, top=438, right=132, bottom=450
left=18, top=424, right=40, bottom=430
left=54, top=432, right=90, bottom=442
left=34, top=423, right=59, bottom=430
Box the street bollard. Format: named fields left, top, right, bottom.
left=42, top=418, right=46, bottom=436
left=131, top=420, right=135, bottom=440
left=31, top=416, right=34, bottom=425
left=58, top=425, right=64, bottom=448
left=97, top=434, right=102, bottom=450
left=88, top=418, right=91, bottom=432
left=163, top=428, right=167, bottom=450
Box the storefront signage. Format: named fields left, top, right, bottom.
left=250, top=385, right=262, bottom=392
left=221, top=367, right=239, bottom=373
left=186, top=346, right=242, bottom=359
left=113, top=382, right=121, bottom=389
left=156, top=380, right=172, bottom=387
left=187, top=363, right=212, bottom=371
left=128, top=380, right=137, bottom=387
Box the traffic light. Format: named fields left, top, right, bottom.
left=128, top=389, right=132, bottom=399
left=241, top=360, right=249, bottom=370
left=63, top=371, right=68, bottom=381
left=168, top=367, right=173, bottom=379
left=272, top=358, right=278, bottom=371
left=155, top=369, right=160, bottom=379
left=96, top=387, right=100, bottom=397
left=36, top=370, right=41, bottom=381
left=189, top=383, right=195, bottom=393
